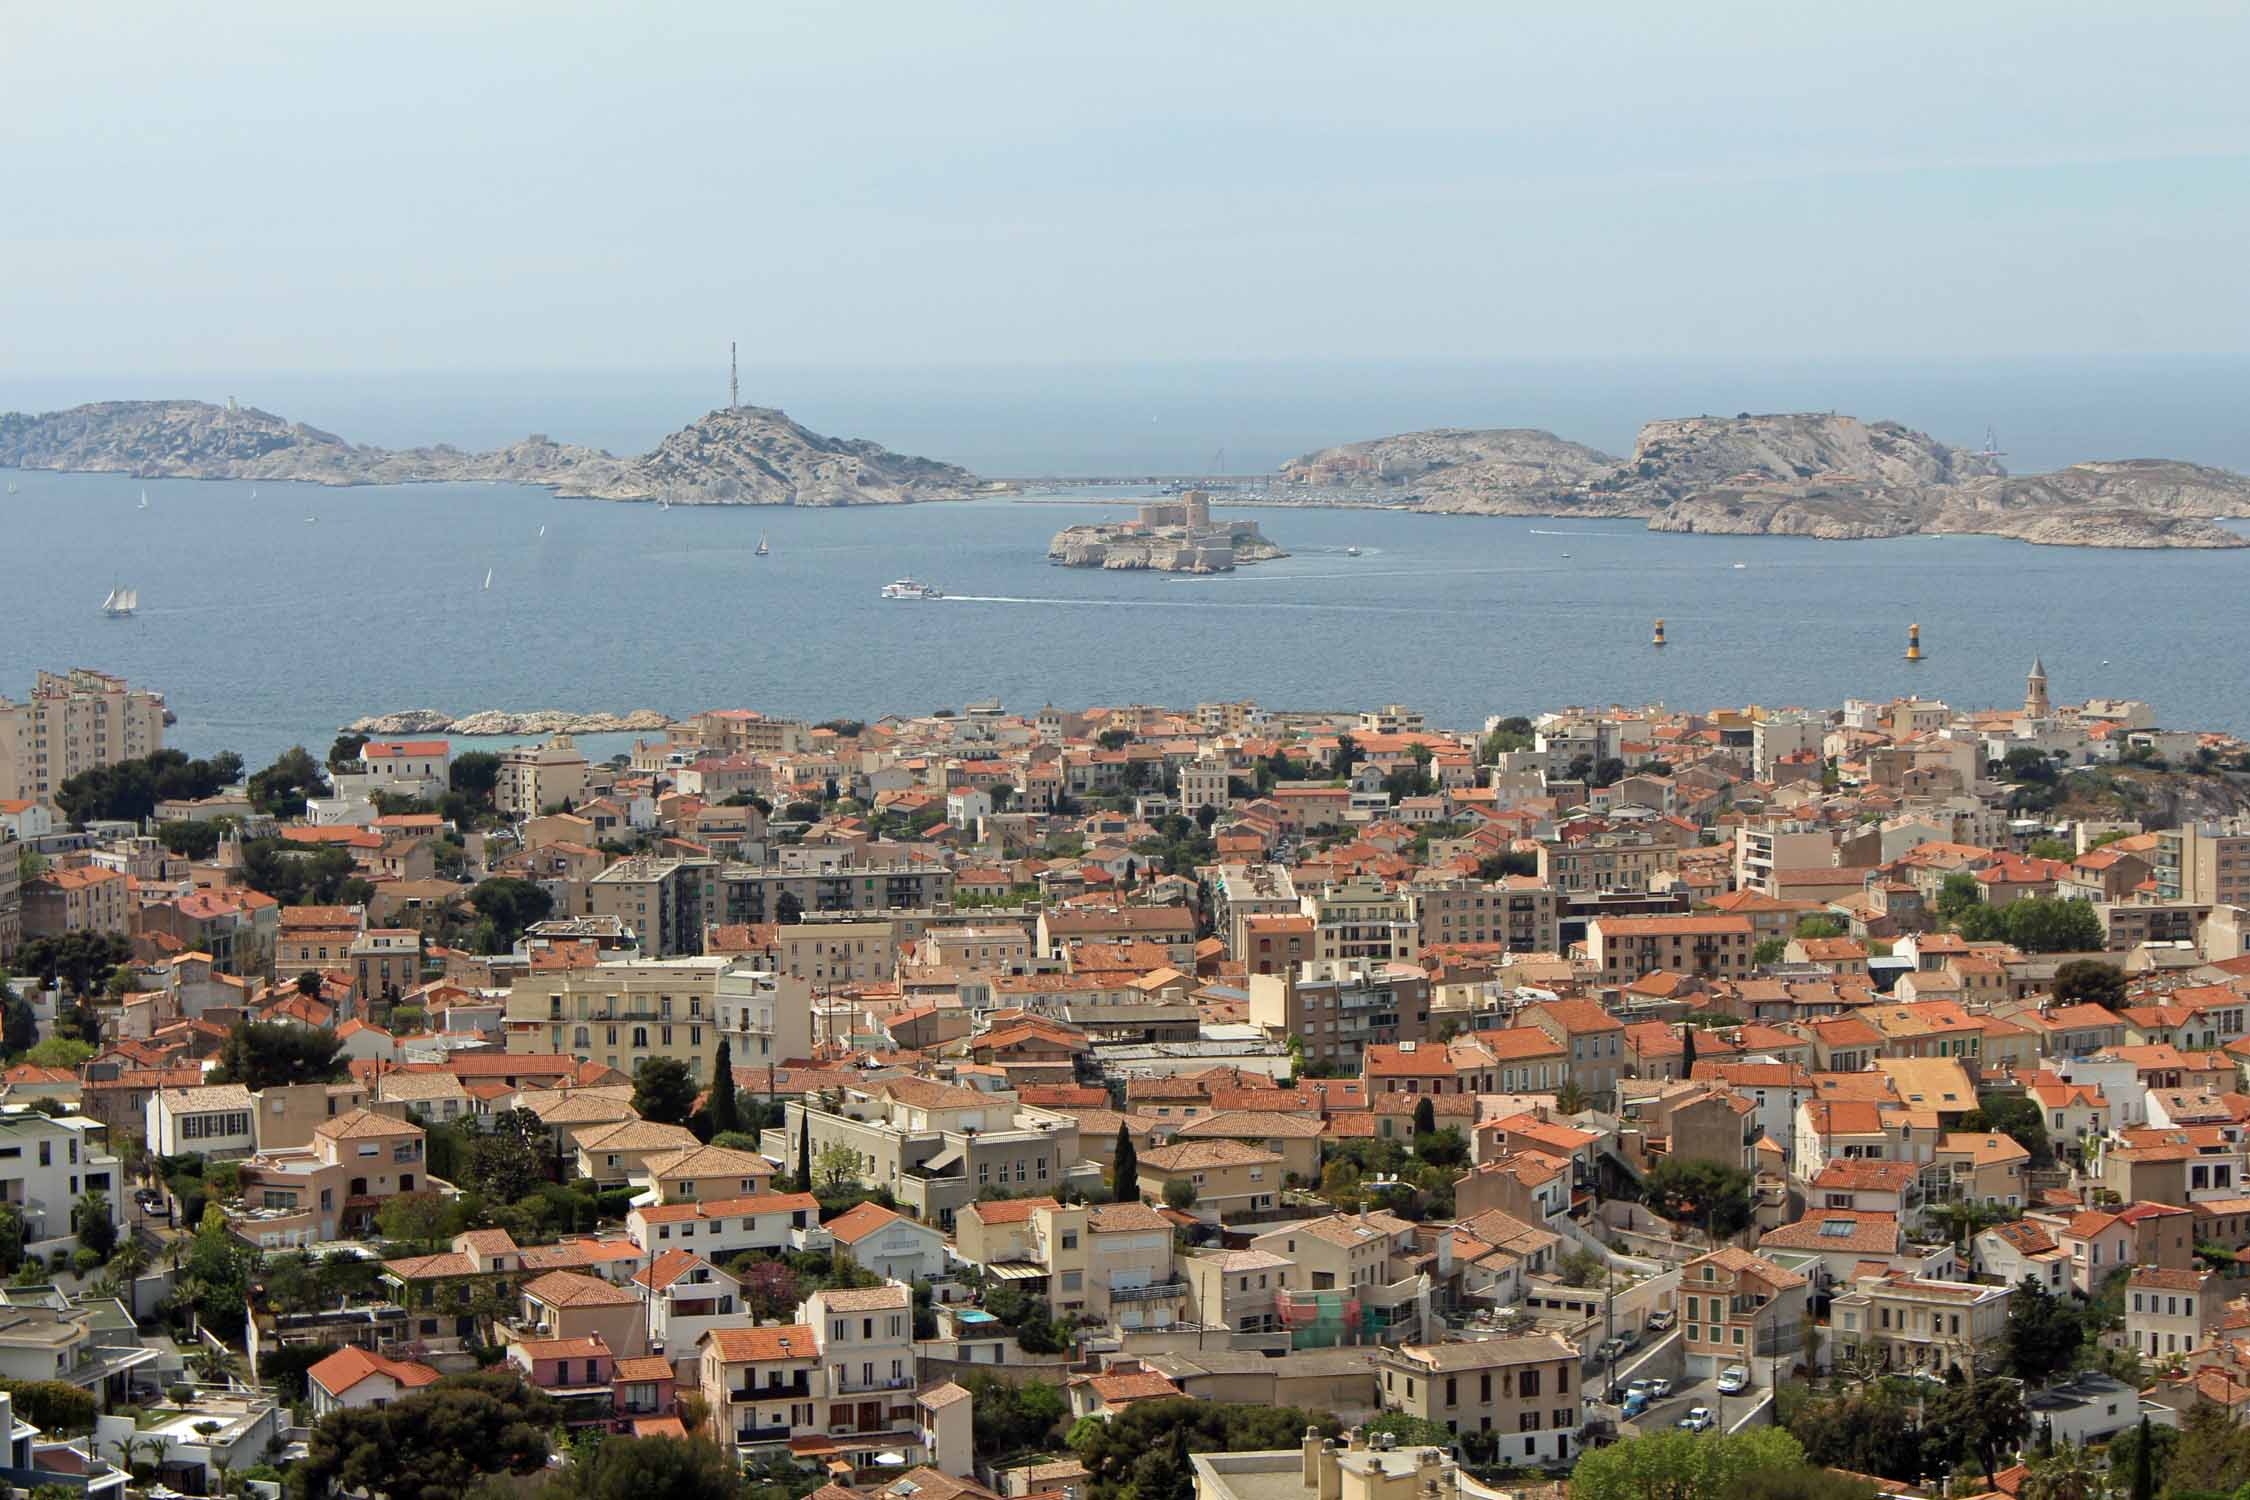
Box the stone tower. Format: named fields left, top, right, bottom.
left=2025, top=657, right=2050, bottom=719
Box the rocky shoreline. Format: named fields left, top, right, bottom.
left=342, top=708, right=675, bottom=737
left=0, top=400, right=980, bottom=507
left=1282, top=413, right=2250, bottom=549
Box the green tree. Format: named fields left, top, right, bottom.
left=2028, top=837, right=2075, bottom=861
left=328, top=733, right=370, bottom=768
left=963, top=1373, right=1069, bottom=1461
left=560, top=1435, right=739, bottom=1500
left=1475, top=851, right=1540, bottom=879
left=1644, top=1157, right=1752, bottom=1237
left=1960, top=1093, right=2056, bottom=1170
left=14, top=932, right=131, bottom=997
left=289, top=1369, right=559, bottom=1500
left=707, top=1040, right=739, bottom=1138
left=468, top=877, right=554, bottom=953
left=0, top=995, right=35, bottom=1058
left=0, top=1379, right=96, bottom=1435
left=209, top=1021, right=348, bottom=1089
left=450, top=751, right=502, bottom=802
left=1069, top=1398, right=1340, bottom=1500
left=156, top=820, right=223, bottom=860
left=1929, top=1375, right=2030, bottom=1485
left=377, top=1191, right=453, bottom=1252
left=1570, top=1428, right=1811, bottom=1500
left=1936, top=872, right=1986, bottom=925
left=248, top=746, right=328, bottom=817
left=775, top=890, right=805, bottom=924
left=1412, top=1096, right=1436, bottom=1135
left=1681, top=1024, right=1698, bottom=1076
left=72, top=1192, right=115, bottom=1259
left=1162, top=1178, right=1198, bottom=1210
left=1754, top=936, right=1787, bottom=966
left=54, top=748, right=241, bottom=827
left=814, top=1142, right=862, bottom=1191
left=2004, top=1274, right=2085, bottom=1385
left=1555, top=1077, right=1590, bottom=1115
left=2054, top=960, right=2128, bottom=1011
left=25, top=1036, right=93, bottom=1070
left=471, top=1108, right=551, bottom=1201
left=1794, top=915, right=1846, bottom=940
left=1112, top=1125, right=1139, bottom=1204
left=632, top=1058, right=698, bottom=1126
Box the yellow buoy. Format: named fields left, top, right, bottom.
left=1904, top=622, right=1922, bottom=661
left=1652, top=618, right=1667, bottom=648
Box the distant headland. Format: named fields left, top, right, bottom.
left=6, top=399, right=2249, bottom=547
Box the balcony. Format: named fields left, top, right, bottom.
left=733, top=1374, right=811, bottom=1400
left=832, top=1374, right=916, bottom=1394
left=1110, top=1280, right=1190, bottom=1304
left=735, top=1424, right=793, bottom=1444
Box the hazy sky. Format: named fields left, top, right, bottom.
left=12, top=2, right=2250, bottom=373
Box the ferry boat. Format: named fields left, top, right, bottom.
left=880, top=577, right=943, bottom=600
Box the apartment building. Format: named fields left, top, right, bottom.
left=0, top=850, right=18, bottom=961
left=588, top=858, right=720, bottom=958
left=1136, top=1140, right=1285, bottom=1223
left=1375, top=1333, right=1581, bottom=1464
left=229, top=1109, right=427, bottom=1248
left=1679, top=1247, right=1809, bottom=1379
left=0, top=669, right=167, bottom=806
left=1249, top=1211, right=1432, bottom=1346
left=1182, top=1248, right=1298, bottom=1334
left=778, top=1082, right=1083, bottom=1229
left=720, top=863, right=957, bottom=928
left=1301, top=877, right=1420, bottom=964
left=955, top=1198, right=1185, bottom=1326
left=1519, top=1000, right=1626, bottom=1105
left=1217, top=865, right=1302, bottom=956
left=2127, top=1267, right=2222, bottom=1360
left=1829, top=1273, right=2010, bottom=1376
left=1248, top=960, right=1432, bottom=1072
left=2155, top=822, right=2250, bottom=906
left=698, top=1284, right=971, bottom=1477
left=1406, top=880, right=1560, bottom=955
left=357, top=740, right=451, bottom=794
left=1586, top=914, right=1756, bottom=985
left=276, top=905, right=367, bottom=975
left=1734, top=825, right=1839, bottom=895
left=0, top=1110, right=123, bottom=1253
left=20, top=865, right=129, bottom=940
left=147, top=1084, right=259, bottom=1159
left=504, top=957, right=810, bottom=1083
left=1538, top=834, right=1678, bottom=895
left=496, top=734, right=591, bottom=819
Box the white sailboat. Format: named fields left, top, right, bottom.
left=138, top=489, right=148, bottom=510
left=5, top=479, right=16, bottom=495
left=755, top=533, right=769, bottom=556
left=537, top=524, right=547, bottom=538
left=483, top=568, right=494, bottom=591
left=101, top=586, right=138, bottom=618
left=250, top=488, right=258, bottom=499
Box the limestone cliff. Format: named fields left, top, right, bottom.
left=0, top=399, right=978, bottom=507
left=1285, top=411, right=2250, bottom=548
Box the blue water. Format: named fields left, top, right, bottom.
left=7, top=469, right=2247, bottom=764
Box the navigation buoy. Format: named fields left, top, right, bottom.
left=1905, top=623, right=1923, bottom=662
left=1652, top=618, right=1667, bottom=648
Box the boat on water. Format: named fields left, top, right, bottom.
left=880, top=577, right=943, bottom=600
left=250, top=487, right=258, bottom=499
left=755, top=533, right=770, bottom=556
left=305, top=515, right=317, bottom=524
left=483, top=569, right=494, bottom=591
left=537, top=524, right=547, bottom=538
left=1345, top=545, right=1360, bottom=557
left=101, top=585, right=138, bottom=619
left=1732, top=561, right=1747, bottom=569
left=5, top=479, right=16, bottom=495
left=138, top=489, right=148, bottom=510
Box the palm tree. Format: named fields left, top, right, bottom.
left=1555, top=1078, right=1590, bottom=1116
left=111, top=1235, right=151, bottom=1281
left=2022, top=1443, right=2104, bottom=1500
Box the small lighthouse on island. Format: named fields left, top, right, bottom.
left=1904, top=623, right=1923, bottom=661
left=1651, top=618, right=1666, bottom=648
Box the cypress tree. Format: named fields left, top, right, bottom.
left=1681, top=1024, right=1698, bottom=1078
left=1113, top=1124, right=1139, bottom=1203
left=797, top=1111, right=814, bottom=1193
left=2131, top=1415, right=2153, bottom=1500
left=709, top=1040, right=739, bottom=1136
left=1413, top=1096, right=1436, bottom=1136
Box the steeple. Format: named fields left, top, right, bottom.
left=2025, top=656, right=2050, bottom=719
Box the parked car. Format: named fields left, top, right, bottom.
left=1677, top=1407, right=1715, bottom=1432
left=1596, top=1336, right=1629, bottom=1364
left=1646, top=1378, right=1673, bottom=1398
left=1646, top=1309, right=1676, bottom=1332
left=1716, top=1365, right=1750, bottom=1395
left=1626, top=1380, right=1655, bottom=1404
left=1621, top=1390, right=1650, bottom=1418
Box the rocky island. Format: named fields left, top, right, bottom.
left=1048, top=491, right=1287, bottom=572
left=1283, top=412, right=2250, bottom=548
left=0, top=399, right=981, bottom=507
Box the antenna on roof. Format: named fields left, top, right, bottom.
left=730, top=342, right=739, bottom=411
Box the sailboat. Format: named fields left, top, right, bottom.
left=138, top=489, right=148, bottom=510
left=250, top=487, right=258, bottom=499
left=537, top=524, right=547, bottom=538
left=5, top=479, right=15, bottom=495
left=483, top=568, right=494, bottom=591
left=101, top=586, right=138, bottom=619
left=755, top=533, right=769, bottom=556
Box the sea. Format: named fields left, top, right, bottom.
left=7, top=358, right=2250, bottom=765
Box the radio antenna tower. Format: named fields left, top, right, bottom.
left=1976, top=425, right=2006, bottom=460
left=729, top=342, right=739, bottom=410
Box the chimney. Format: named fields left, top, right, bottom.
left=1319, top=1439, right=1343, bottom=1500
left=1302, top=1426, right=1323, bottom=1488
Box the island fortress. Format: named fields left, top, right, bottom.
left=1048, top=489, right=1288, bottom=572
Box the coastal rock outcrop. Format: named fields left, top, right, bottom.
left=343, top=708, right=674, bottom=736
left=1283, top=411, right=2250, bottom=549
left=0, top=400, right=979, bottom=507
left=1049, top=492, right=1287, bottom=572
